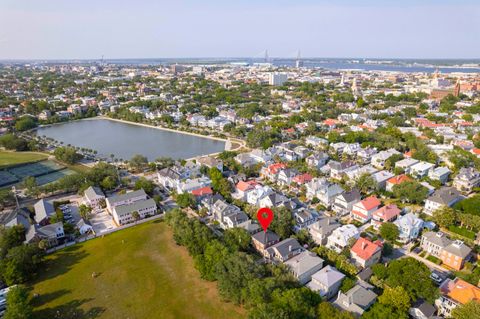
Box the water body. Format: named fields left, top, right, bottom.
left=35, top=119, right=226, bottom=161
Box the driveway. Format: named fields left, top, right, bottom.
left=90, top=210, right=116, bottom=234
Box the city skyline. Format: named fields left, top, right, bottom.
left=0, top=0, right=479, bottom=60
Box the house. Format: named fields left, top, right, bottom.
left=333, top=285, right=378, bottom=317
left=357, top=147, right=378, bottom=163
left=25, top=222, right=65, bottom=247
left=223, top=211, right=250, bottom=229
left=111, top=198, right=157, bottom=226
left=436, top=278, right=480, bottom=317
left=440, top=240, right=472, bottom=271
left=424, top=187, right=462, bottom=216
left=343, top=143, right=362, bottom=156
left=76, top=218, right=94, bottom=235
left=306, top=152, right=329, bottom=169
left=106, top=189, right=149, bottom=212
left=371, top=170, right=395, bottom=190
left=277, top=168, right=299, bottom=186
left=246, top=185, right=274, bottom=206
left=351, top=196, right=381, bottom=224
left=177, top=177, right=212, bottom=194
left=350, top=237, right=382, bottom=268
left=191, top=186, right=214, bottom=200
left=306, top=178, right=344, bottom=208
left=385, top=174, right=412, bottom=193
left=371, top=149, right=400, bottom=169
left=233, top=180, right=258, bottom=200
left=212, top=199, right=241, bottom=222
left=308, top=217, right=341, bottom=246
left=420, top=231, right=452, bottom=258
left=265, top=238, right=303, bottom=262
left=332, top=189, right=361, bottom=216
left=453, top=167, right=480, bottom=194
left=428, top=166, right=451, bottom=184
left=326, top=224, right=360, bottom=253
left=292, top=173, right=313, bottom=186
left=197, top=156, right=223, bottom=171
left=261, top=163, right=287, bottom=181
left=395, top=158, right=420, bottom=174
left=330, top=142, right=348, bottom=155
left=251, top=231, right=280, bottom=255
left=33, top=199, right=55, bottom=225
left=371, top=204, right=401, bottom=229
left=329, top=161, right=357, bottom=180
left=285, top=251, right=324, bottom=285
left=83, top=186, right=105, bottom=210
left=410, top=161, right=436, bottom=179
left=0, top=208, right=30, bottom=229
left=394, top=213, right=424, bottom=243
left=305, top=136, right=328, bottom=148
left=409, top=299, right=437, bottom=319
left=293, top=208, right=319, bottom=230
left=307, top=266, right=345, bottom=300
left=157, top=167, right=183, bottom=189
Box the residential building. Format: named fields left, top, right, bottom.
left=428, top=166, right=451, bottom=184
left=307, top=266, right=345, bottom=300
left=420, top=232, right=452, bottom=258
left=409, top=299, right=437, bottom=319
left=332, top=189, right=361, bottom=216
left=106, top=189, right=149, bottom=212
left=33, top=199, right=55, bottom=225
left=424, top=187, right=462, bottom=216
left=306, top=152, right=329, bottom=169
left=394, top=213, right=424, bottom=243
left=333, top=285, right=378, bottom=317
left=436, top=278, right=480, bottom=317
left=440, top=240, right=472, bottom=271
left=350, top=237, right=382, bottom=268
left=285, top=251, right=324, bottom=285
left=251, top=231, right=280, bottom=255
left=306, top=178, right=344, bottom=208
left=308, top=217, right=341, bottom=246
left=410, top=161, right=435, bottom=179
left=269, top=72, right=288, bottom=86
left=112, top=198, right=157, bottom=225
left=326, top=224, right=360, bottom=253
left=371, top=149, right=400, bottom=169
left=351, top=196, right=381, bottom=223
left=385, top=174, right=412, bottom=193
left=329, top=161, right=357, bottom=180
left=83, top=186, right=105, bottom=210
left=453, top=167, right=480, bottom=194
left=371, top=170, right=395, bottom=190
left=265, top=238, right=303, bottom=262
left=371, top=204, right=401, bottom=229
left=25, top=222, right=65, bottom=247
left=395, top=158, right=419, bottom=174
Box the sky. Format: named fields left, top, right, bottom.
left=0, top=0, right=479, bottom=60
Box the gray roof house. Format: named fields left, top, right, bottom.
left=265, top=238, right=303, bottom=262
left=424, top=187, right=463, bottom=216
left=421, top=232, right=452, bottom=257
left=333, top=284, right=378, bottom=317
left=285, top=251, right=324, bottom=285
left=34, top=199, right=55, bottom=225
left=307, top=265, right=346, bottom=300
left=0, top=208, right=31, bottom=229
left=332, top=189, right=361, bottom=216
left=409, top=299, right=437, bottom=319
left=308, top=217, right=341, bottom=245
left=25, top=222, right=65, bottom=247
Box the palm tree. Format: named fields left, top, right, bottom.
left=132, top=211, right=140, bottom=224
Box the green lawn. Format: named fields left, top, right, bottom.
left=0, top=150, right=48, bottom=168
left=30, top=221, right=246, bottom=319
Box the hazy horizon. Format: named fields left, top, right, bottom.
left=1, top=0, right=479, bottom=60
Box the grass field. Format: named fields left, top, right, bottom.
left=30, top=220, right=246, bottom=319
left=0, top=150, right=48, bottom=168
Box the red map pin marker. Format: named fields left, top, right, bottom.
left=257, top=207, right=274, bottom=232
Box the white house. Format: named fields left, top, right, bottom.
left=326, top=224, right=360, bottom=253
left=394, top=213, right=424, bottom=243
left=306, top=178, right=344, bottom=208
left=285, top=251, right=324, bottom=285
left=307, top=266, right=345, bottom=299
left=410, top=161, right=435, bottom=179
left=428, top=166, right=451, bottom=184
left=424, top=187, right=462, bottom=216
left=83, top=186, right=105, bottom=210
left=371, top=149, right=400, bottom=169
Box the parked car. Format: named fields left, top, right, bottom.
left=430, top=271, right=444, bottom=285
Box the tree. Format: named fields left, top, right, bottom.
left=452, top=300, right=480, bottom=319
left=385, top=154, right=404, bottom=170
left=355, top=173, right=376, bottom=194
left=378, top=286, right=411, bottom=313
left=134, top=177, right=155, bottom=196
left=129, top=154, right=148, bottom=172
left=379, top=223, right=399, bottom=242
left=79, top=204, right=93, bottom=220
left=3, top=285, right=33, bottom=319
left=0, top=134, right=29, bottom=151
left=15, top=116, right=37, bottom=131
left=101, top=176, right=117, bottom=190
left=340, top=277, right=356, bottom=293
left=392, top=180, right=428, bottom=204
left=21, top=176, right=39, bottom=198
left=194, top=240, right=229, bottom=281
left=0, top=226, right=26, bottom=258
left=433, top=207, right=457, bottom=228
left=223, top=227, right=251, bottom=252
left=175, top=193, right=196, bottom=209
left=372, top=257, right=438, bottom=303
left=317, top=302, right=355, bottom=319
left=270, top=207, right=294, bottom=239
left=132, top=211, right=140, bottom=223
left=0, top=188, right=15, bottom=209
left=53, top=146, right=83, bottom=164
left=0, top=244, right=43, bottom=285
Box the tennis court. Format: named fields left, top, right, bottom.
left=7, top=161, right=65, bottom=180
left=0, top=171, right=19, bottom=187
left=35, top=169, right=76, bottom=186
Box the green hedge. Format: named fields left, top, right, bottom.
left=448, top=225, right=476, bottom=240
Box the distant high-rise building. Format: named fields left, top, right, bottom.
left=295, top=50, right=303, bottom=68
left=269, top=72, right=288, bottom=86
left=171, top=64, right=185, bottom=74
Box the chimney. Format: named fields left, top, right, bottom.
left=361, top=241, right=367, bottom=250
left=289, top=245, right=292, bottom=252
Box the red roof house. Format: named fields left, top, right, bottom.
left=351, top=237, right=382, bottom=268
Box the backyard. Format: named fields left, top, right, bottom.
left=30, top=220, right=246, bottom=319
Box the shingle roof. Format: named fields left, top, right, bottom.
left=114, top=198, right=156, bottom=217
left=108, top=189, right=147, bottom=205
left=33, top=199, right=54, bottom=223
left=285, top=251, right=324, bottom=276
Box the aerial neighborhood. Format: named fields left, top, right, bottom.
left=1, top=59, right=480, bottom=318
